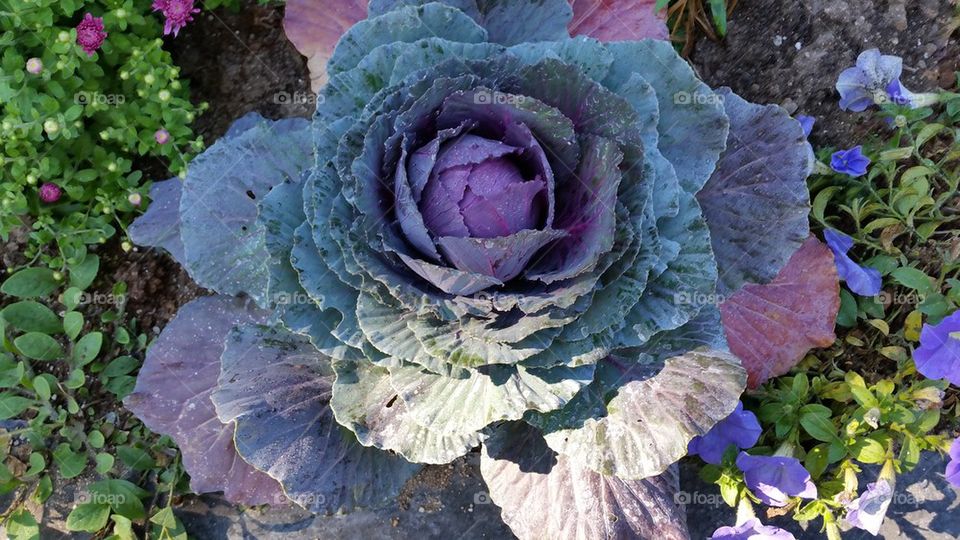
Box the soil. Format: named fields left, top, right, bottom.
left=691, top=0, right=959, bottom=149
left=45, top=0, right=960, bottom=538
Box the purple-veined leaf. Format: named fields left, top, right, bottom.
left=698, top=88, right=814, bottom=296
left=212, top=324, right=420, bottom=513
left=720, top=236, right=840, bottom=388
left=568, top=0, right=669, bottom=42
left=123, top=296, right=284, bottom=505
left=127, top=178, right=185, bottom=264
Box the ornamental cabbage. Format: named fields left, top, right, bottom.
left=124, top=1, right=838, bottom=537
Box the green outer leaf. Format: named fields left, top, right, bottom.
left=331, top=358, right=593, bottom=463
left=480, top=422, right=689, bottom=540
left=539, top=349, right=746, bottom=479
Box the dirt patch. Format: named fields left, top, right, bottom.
left=690, top=0, right=959, bottom=148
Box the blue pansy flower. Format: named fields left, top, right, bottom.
left=844, top=479, right=893, bottom=535
left=688, top=401, right=762, bottom=464
left=830, top=146, right=871, bottom=177
left=836, top=49, right=917, bottom=111
left=913, top=310, right=960, bottom=386
left=736, top=452, right=818, bottom=507
left=710, top=518, right=796, bottom=540
left=823, top=229, right=882, bottom=296
left=947, top=438, right=960, bottom=488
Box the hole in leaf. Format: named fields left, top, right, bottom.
left=386, top=395, right=398, bottom=408
left=246, top=190, right=256, bottom=200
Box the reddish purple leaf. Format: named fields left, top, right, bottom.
left=124, top=296, right=285, bottom=505
left=283, top=0, right=368, bottom=91
left=568, top=0, right=669, bottom=41
left=720, top=237, right=840, bottom=388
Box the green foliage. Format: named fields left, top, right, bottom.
left=0, top=268, right=186, bottom=537
left=0, top=0, right=205, bottom=275
left=697, top=82, right=960, bottom=535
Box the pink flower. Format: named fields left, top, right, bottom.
left=25, top=58, right=43, bottom=74
left=39, top=183, right=62, bottom=203
left=76, top=13, right=107, bottom=56
left=154, top=129, right=171, bottom=144
left=152, top=0, right=200, bottom=37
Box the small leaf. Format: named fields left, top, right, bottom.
left=31, top=376, right=51, bottom=401
left=891, top=267, right=935, bottom=293
left=812, top=187, right=840, bottom=222
left=65, top=369, right=85, bottom=389
left=24, top=453, right=45, bottom=477
left=72, top=332, right=103, bottom=366
left=14, top=333, right=64, bottom=361
left=62, top=288, right=83, bottom=311
left=904, top=310, right=923, bottom=341
left=95, top=453, right=114, bottom=474
left=103, top=356, right=139, bottom=377
left=800, top=413, right=840, bottom=443
left=6, top=508, right=40, bottom=540
left=53, top=444, right=86, bottom=479
left=1, top=301, right=62, bottom=334
left=87, top=430, right=105, bottom=449
left=850, top=438, right=886, bottom=464
left=0, top=394, right=34, bottom=419
left=899, top=435, right=920, bottom=470
left=65, top=503, right=111, bottom=533
left=117, top=446, right=155, bottom=471
left=63, top=312, right=84, bottom=341
left=1, top=268, right=59, bottom=298
left=805, top=444, right=830, bottom=479
left=867, top=319, right=890, bottom=335
left=68, top=255, right=99, bottom=290
left=915, top=123, right=945, bottom=149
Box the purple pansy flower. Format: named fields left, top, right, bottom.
left=823, top=228, right=882, bottom=296
left=39, top=183, right=62, bottom=203
left=836, top=49, right=917, bottom=112
left=152, top=0, right=200, bottom=37
left=688, top=401, right=762, bottom=464
left=76, top=13, right=107, bottom=56
left=736, top=452, right=818, bottom=507
left=913, top=310, right=960, bottom=386
left=830, top=146, right=871, bottom=177
left=710, top=518, right=796, bottom=540
left=796, top=115, right=815, bottom=138
left=845, top=479, right=893, bottom=535
left=947, top=438, right=960, bottom=488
